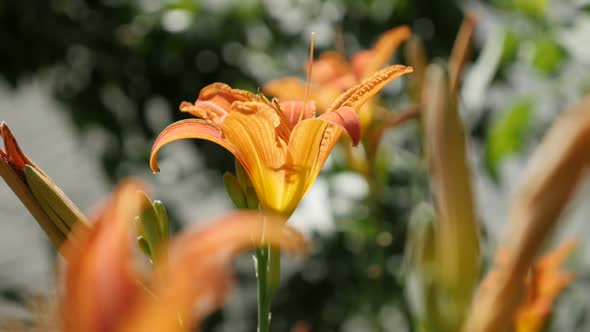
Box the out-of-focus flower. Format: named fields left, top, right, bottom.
left=151, top=65, right=411, bottom=216
left=482, top=241, right=575, bottom=332
left=264, top=26, right=411, bottom=133
left=0, top=122, right=90, bottom=254
left=264, top=26, right=410, bottom=109
left=60, top=179, right=306, bottom=332
left=463, top=96, right=590, bottom=332
left=515, top=240, right=575, bottom=332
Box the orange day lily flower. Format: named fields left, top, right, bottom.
left=60, top=179, right=306, bottom=332
left=150, top=64, right=413, bottom=216
left=263, top=26, right=411, bottom=131
left=480, top=240, right=576, bottom=332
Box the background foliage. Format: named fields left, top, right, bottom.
left=2, top=0, right=590, bottom=331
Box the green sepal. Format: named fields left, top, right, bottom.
left=23, top=165, right=89, bottom=233
left=135, top=192, right=169, bottom=264
left=223, top=171, right=247, bottom=208
left=152, top=200, right=169, bottom=240
left=137, top=236, right=152, bottom=258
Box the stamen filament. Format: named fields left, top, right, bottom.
left=300, top=32, right=315, bottom=123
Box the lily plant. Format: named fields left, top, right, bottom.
left=150, top=64, right=412, bottom=331
left=0, top=123, right=307, bottom=332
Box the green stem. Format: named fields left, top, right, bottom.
left=267, top=246, right=281, bottom=300
left=256, top=245, right=278, bottom=332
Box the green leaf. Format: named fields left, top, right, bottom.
left=493, top=0, right=546, bottom=16
left=486, top=99, right=533, bottom=178
left=223, top=171, right=247, bottom=208
left=532, top=38, right=563, bottom=74
left=500, top=30, right=518, bottom=65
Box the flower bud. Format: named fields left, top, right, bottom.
left=0, top=122, right=90, bottom=254
left=135, top=191, right=170, bottom=265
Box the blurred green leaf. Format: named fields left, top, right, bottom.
left=500, top=30, right=518, bottom=65
left=486, top=99, right=533, bottom=178
left=233, top=1, right=264, bottom=19
left=167, top=0, right=200, bottom=13
left=515, top=0, right=547, bottom=16
left=532, top=38, right=563, bottom=73
left=493, top=0, right=546, bottom=16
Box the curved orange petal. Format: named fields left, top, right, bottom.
left=197, top=82, right=257, bottom=104
left=326, top=64, right=414, bottom=113
left=60, top=180, right=146, bottom=332
left=180, top=82, right=261, bottom=124
left=179, top=100, right=229, bottom=124
left=150, top=119, right=236, bottom=172
left=357, top=25, right=412, bottom=79
left=220, top=101, right=289, bottom=213
left=119, top=211, right=306, bottom=332
left=318, top=106, right=361, bottom=146
left=282, top=107, right=360, bottom=211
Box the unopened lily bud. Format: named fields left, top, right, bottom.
left=0, top=122, right=90, bottom=254
left=135, top=191, right=169, bottom=265
left=223, top=171, right=247, bottom=209
left=422, top=64, right=480, bottom=331
left=152, top=200, right=169, bottom=240
left=137, top=236, right=152, bottom=258
left=24, top=165, right=89, bottom=236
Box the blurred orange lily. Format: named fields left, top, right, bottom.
left=150, top=64, right=412, bottom=215
left=481, top=240, right=576, bottom=332
left=515, top=240, right=576, bottom=332
left=60, top=179, right=306, bottom=332
left=264, top=26, right=411, bottom=130
left=265, top=26, right=411, bottom=110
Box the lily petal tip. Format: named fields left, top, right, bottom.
left=0, top=122, right=9, bottom=137
left=149, top=158, right=161, bottom=174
